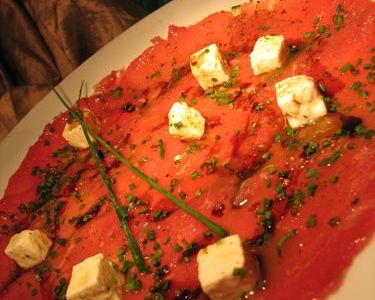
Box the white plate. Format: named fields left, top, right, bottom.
left=0, top=0, right=374, bottom=298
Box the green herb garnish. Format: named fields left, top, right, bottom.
left=276, top=229, right=298, bottom=257
left=54, top=84, right=148, bottom=273
left=191, top=171, right=201, bottom=179
left=319, top=147, right=343, bottom=166
left=304, top=168, right=319, bottom=179
left=112, top=87, right=122, bottom=99
left=306, top=183, right=318, bottom=196
left=172, top=244, right=182, bottom=252
left=157, top=139, right=165, bottom=160
left=52, top=85, right=228, bottom=239
left=232, top=267, right=246, bottom=278
left=306, top=214, right=317, bottom=228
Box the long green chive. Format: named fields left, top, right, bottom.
left=52, top=87, right=228, bottom=238
left=60, top=84, right=149, bottom=273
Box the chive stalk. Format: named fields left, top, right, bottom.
left=52, top=87, right=228, bottom=238
left=64, top=86, right=149, bottom=272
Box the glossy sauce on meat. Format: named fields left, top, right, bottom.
left=0, top=0, right=374, bottom=299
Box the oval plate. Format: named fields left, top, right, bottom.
left=0, top=1, right=374, bottom=299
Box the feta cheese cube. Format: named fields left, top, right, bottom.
left=231, top=5, right=241, bottom=16
left=197, top=235, right=258, bottom=300
left=250, top=35, right=287, bottom=75
left=5, top=229, right=52, bottom=269
left=168, top=101, right=206, bottom=140
left=190, top=44, right=230, bottom=90
left=275, top=75, right=327, bottom=128
left=62, top=121, right=90, bottom=149
left=62, top=109, right=100, bottom=149
left=66, top=253, right=123, bottom=300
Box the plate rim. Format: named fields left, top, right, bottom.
left=0, top=0, right=374, bottom=299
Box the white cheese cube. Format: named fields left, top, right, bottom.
left=62, top=109, right=99, bottom=149
left=250, top=35, right=287, bottom=75
left=5, top=229, right=52, bottom=269
left=190, top=44, right=230, bottom=90
left=66, top=253, right=123, bottom=300
left=275, top=75, right=327, bottom=128
left=168, top=101, right=206, bottom=140
left=231, top=5, right=241, bottom=16
left=63, top=121, right=91, bottom=149
left=197, top=235, right=258, bottom=300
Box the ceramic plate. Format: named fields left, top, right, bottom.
left=0, top=0, right=374, bottom=298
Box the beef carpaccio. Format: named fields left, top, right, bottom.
left=1, top=0, right=375, bottom=299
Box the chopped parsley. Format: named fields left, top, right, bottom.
left=303, top=32, right=313, bottom=39
left=245, top=199, right=274, bottom=247
left=173, top=122, right=183, bottom=129
left=157, top=139, right=165, bottom=160
left=190, top=171, right=201, bottom=179
left=55, top=238, right=67, bottom=246
left=265, top=178, right=272, bottom=188
left=306, top=183, right=318, bottom=196
left=112, top=87, right=122, bottom=99
left=317, top=25, right=328, bottom=34
left=151, top=70, right=161, bottom=78
left=304, top=168, right=319, bottom=179
left=304, top=141, right=318, bottom=157
left=138, top=155, right=148, bottom=164
left=169, top=178, right=179, bottom=192
left=200, top=156, right=218, bottom=174
left=285, top=127, right=297, bottom=137
left=195, top=189, right=203, bottom=197
left=274, top=133, right=282, bottom=143
left=340, top=63, right=358, bottom=74
left=350, top=81, right=369, bottom=99
left=274, top=183, right=286, bottom=198
left=306, top=214, right=317, bottom=228
left=126, top=272, right=142, bottom=292
left=54, top=278, right=67, bottom=300
left=333, top=4, right=345, bottom=30
left=205, top=87, right=236, bottom=106
left=318, top=147, right=343, bottom=166
left=182, top=240, right=200, bottom=261
left=323, top=96, right=339, bottom=113
left=69, top=196, right=105, bottom=227
left=276, top=229, right=298, bottom=257
left=262, top=152, right=271, bottom=161
left=147, top=229, right=156, bottom=241
left=232, top=267, right=246, bottom=278
left=27, top=167, right=62, bottom=213
left=172, top=244, right=182, bottom=252
left=313, top=16, right=320, bottom=25
left=186, top=143, right=199, bottom=154
left=153, top=210, right=170, bottom=221
left=355, top=124, right=374, bottom=139
left=293, top=189, right=305, bottom=207
left=266, top=165, right=277, bottom=175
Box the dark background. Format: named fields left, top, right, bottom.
left=0, top=0, right=170, bottom=142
